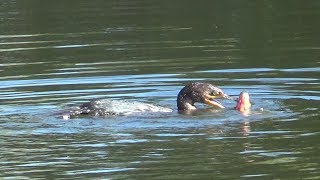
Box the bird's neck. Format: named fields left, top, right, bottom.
left=177, top=94, right=196, bottom=111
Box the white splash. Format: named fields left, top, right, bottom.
left=92, top=99, right=173, bottom=115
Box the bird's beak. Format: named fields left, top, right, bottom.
left=205, top=93, right=234, bottom=101
left=204, top=98, right=225, bottom=108
left=203, top=95, right=222, bottom=109
left=222, top=93, right=234, bottom=100
left=204, top=93, right=234, bottom=109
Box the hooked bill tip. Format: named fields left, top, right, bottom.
left=224, top=94, right=235, bottom=101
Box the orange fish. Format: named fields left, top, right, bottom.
left=236, top=91, right=251, bottom=113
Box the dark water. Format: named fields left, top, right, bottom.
left=1, top=1, right=319, bottom=179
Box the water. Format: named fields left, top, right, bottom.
left=1, top=1, right=319, bottom=179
